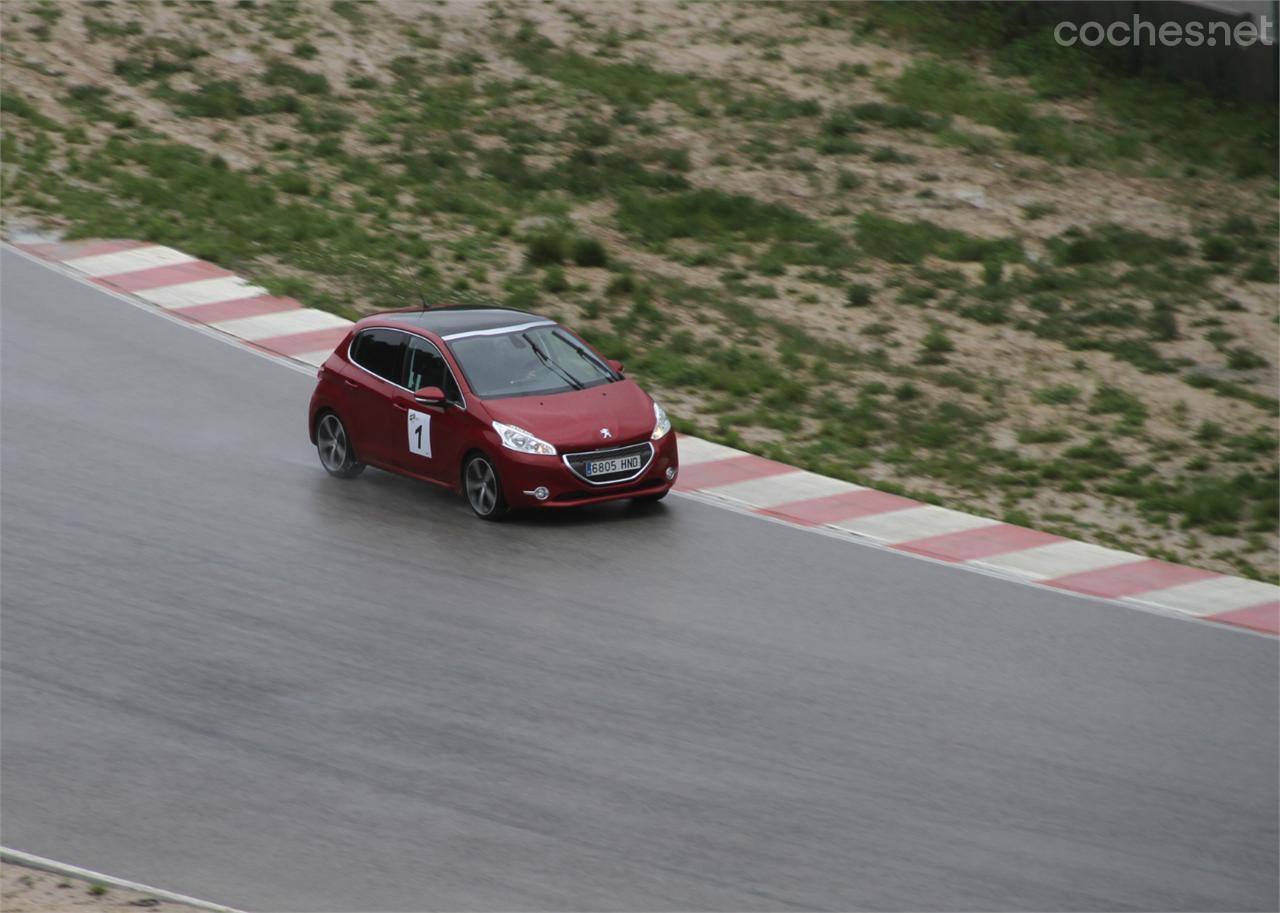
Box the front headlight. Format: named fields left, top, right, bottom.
left=651, top=401, right=672, bottom=440
left=492, top=421, right=557, bottom=455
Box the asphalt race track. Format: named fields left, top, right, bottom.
left=2, top=245, right=1277, bottom=911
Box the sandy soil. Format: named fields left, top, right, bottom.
left=0, top=859, right=217, bottom=913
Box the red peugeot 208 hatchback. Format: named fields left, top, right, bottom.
left=308, top=307, right=679, bottom=519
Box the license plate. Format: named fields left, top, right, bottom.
left=585, top=454, right=642, bottom=476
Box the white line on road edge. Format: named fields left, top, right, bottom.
left=1, top=847, right=246, bottom=912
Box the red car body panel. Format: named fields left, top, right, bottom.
left=308, top=309, right=678, bottom=510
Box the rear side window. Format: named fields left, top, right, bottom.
left=350, top=329, right=406, bottom=383
left=403, top=336, right=446, bottom=391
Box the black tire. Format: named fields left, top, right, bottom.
left=463, top=453, right=508, bottom=520
left=633, top=490, right=668, bottom=504
left=315, top=412, right=365, bottom=479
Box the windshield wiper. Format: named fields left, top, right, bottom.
left=522, top=333, right=584, bottom=390
left=561, top=336, right=618, bottom=381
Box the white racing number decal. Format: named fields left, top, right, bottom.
left=407, top=409, right=432, bottom=458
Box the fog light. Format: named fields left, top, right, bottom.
left=665, top=467, right=677, bottom=481
left=532, top=486, right=550, bottom=501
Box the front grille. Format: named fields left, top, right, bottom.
left=562, top=441, right=655, bottom=486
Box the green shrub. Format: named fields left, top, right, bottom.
left=1017, top=427, right=1069, bottom=444
left=1196, top=420, right=1225, bottom=443
left=919, top=325, right=954, bottom=362
left=264, top=61, right=330, bottom=95
left=1241, top=256, right=1276, bottom=283
left=1227, top=347, right=1267, bottom=370
left=274, top=171, right=312, bottom=195
left=1051, top=224, right=1188, bottom=266
left=525, top=233, right=565, bottom=266
left=1147, top=302, right=1179, bottom=340
left=1200, top=235, right=1239, bottom=262
left=570, top=236, right=608, bottom=267
left=845, top=283, right=874, bottom=307
left=836, top=169, right=864, bottom=191
left=1180, top=478, right=1243, bottom=526
left=542, top=265, right=569, bottom=293
left=1089, top=384, right=1147, bottom=424
left=870, top=146, right=917, bottom=164
left=1063, top=436, right=1127, bottom=469
left=573, top=121, right=612, bottom=148
left=1021, top=202, right=1058, bottom=221
left=851, top=101, right=946, bottom=130
left=617, top=190, right=847, bottom=261
left=856, top=212, right=1020, bottom=265
left=1036, top=383, right=1080, bottom=405
left=606, top=273, right=635, bottom=296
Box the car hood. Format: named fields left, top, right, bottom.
left=484, top=380, right=656, bottom=451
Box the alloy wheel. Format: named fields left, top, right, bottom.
left=465, top=457, right=499, bottom=516
left=317, top=414, right=347, bottom=472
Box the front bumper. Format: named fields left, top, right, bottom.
left=499, top=432, right=679, bottom=509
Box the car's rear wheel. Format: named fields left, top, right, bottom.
left=464, top=453, right=508, bottom=520
left=316, top=412, right=364, bottom=479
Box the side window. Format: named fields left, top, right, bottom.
left=443, top=369, right=462, bottom=405
left=350, top=329, right=407, bottom=384
left=403, top=337, right=446, bottom=391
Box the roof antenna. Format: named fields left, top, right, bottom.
left=417, top=287, right=429, bottom=312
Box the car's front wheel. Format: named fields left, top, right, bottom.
left=316, top=412, right=365, bottom=479
left=464, top=453, right=508, bottom=520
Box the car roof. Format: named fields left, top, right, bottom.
left=367, top=306, right=551, bottom=338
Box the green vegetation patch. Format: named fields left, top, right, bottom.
left=856, top=213, right=1021, bottom=264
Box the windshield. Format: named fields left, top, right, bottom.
left=447, top=325, right=618, bottom=398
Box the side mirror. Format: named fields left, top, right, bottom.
left=607, top=359, right=625, bottom=374
left=414, top=385, right=446, bottom=406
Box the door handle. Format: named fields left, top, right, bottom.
left=343, top=380, right=359, bottom=390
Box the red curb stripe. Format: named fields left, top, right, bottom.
left=674, top=455, right=794, bottom=492
left=249, top=325, right=350, bottom=356
left=893, top=523, right=1065, bottom=562
left=1044, top=559, right=1220, bottom=599
left=1206, top=601, right=1280, bottom=635
left=94, top=259, right=233, bottom=292
left=172, top=295, right=300, bottom=324
left=757, top=488, right=920, bottom=527
left=18, top=239, right=149, bottom=261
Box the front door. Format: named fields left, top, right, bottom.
left=388, top=334, right=470, bottom=483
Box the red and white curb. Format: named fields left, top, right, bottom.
left=16, top=238, right=1280, bottom=636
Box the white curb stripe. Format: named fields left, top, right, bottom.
left=831, top=504, right=1001, bottom=543
left=137, top=277, right=269, bottom=309
left=676, top=436, right=746, bottom=466
left=1123, top=575, right=1280, bottom=616
left=293, top=349, right=334, bottom=367
left=702, top=469, right=863, bottom=509
left=0, top=847, right=243, bottom=913
left=63, top=244, right=194, bottom=277
left=972, top=540, right=1141, bottom=582
left=211, top=308, right=351, bottom=340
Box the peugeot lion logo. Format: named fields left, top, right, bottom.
left=600, top=428, right=613, bottom=440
